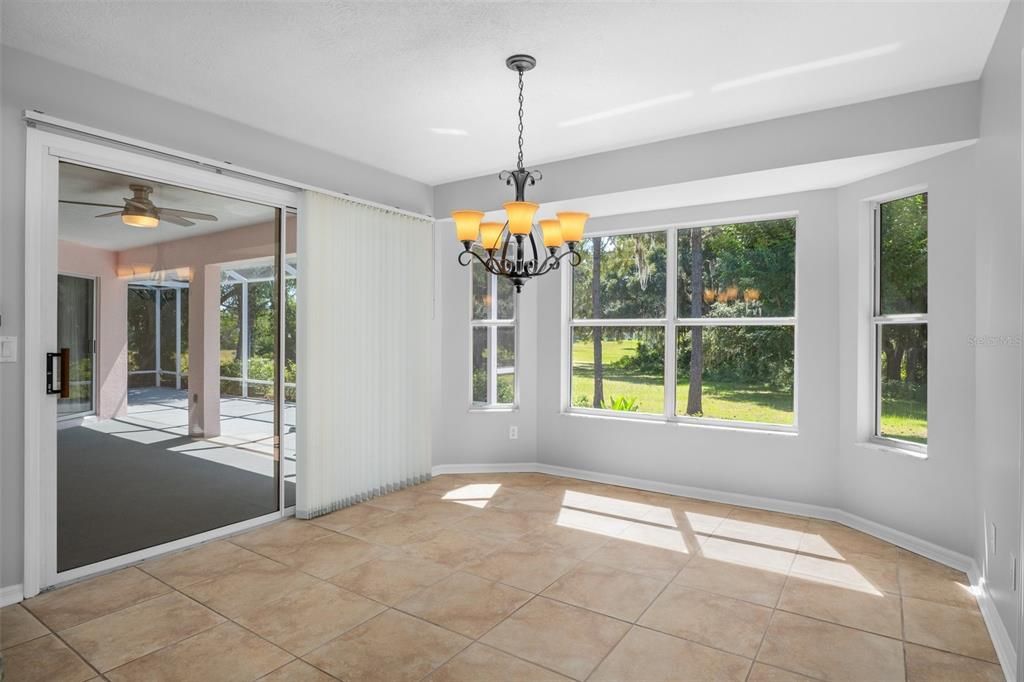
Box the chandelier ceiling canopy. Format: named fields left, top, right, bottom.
left=452, top=54, right=588, bottom=293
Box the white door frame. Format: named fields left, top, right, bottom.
left=23, top=126, right=300, bottom=596
left=54, top=272, right=98, bottom=421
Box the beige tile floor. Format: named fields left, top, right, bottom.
left=0, top=473, right=1004, bottom=681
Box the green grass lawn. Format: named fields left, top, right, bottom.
left=572, top=339, right=793, bottom=425
left=572, top=339, right=929, bottom=436
left=880, top=397, right=928, bottom=444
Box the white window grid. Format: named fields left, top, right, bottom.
left=870, top=194, right=927, bottom=454
left=563, top=218, right=798, bottom=432
left=470, top=263, right=518, bottom=409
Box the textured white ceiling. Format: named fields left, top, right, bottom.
left=3, top=1, right=1007, bottom=184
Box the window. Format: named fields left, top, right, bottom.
left=873, top=193, right=927, bottom=448
left=570, top=232, right=667, bottom=415
left=472, top=260, right=517, bottom=407
left=569, top=219, right=796, bottom=427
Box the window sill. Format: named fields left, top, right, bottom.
left=468, top=406, right=519, bottom=414
left=561, top=408, right=798, bottom=436
left=859, top=438, right=928, bottom=460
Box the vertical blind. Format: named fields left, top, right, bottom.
left=296, top=191, right=433, bottom=518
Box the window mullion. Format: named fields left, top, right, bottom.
left=489, top=273, right=498, bottom=320
left=488, top=324, right=498, bottom=405
left=875, top=322, right=883, bottom=439
left=664, top=228, right=678, bottom=418
left=872, top=313, right=927, bottom=324
left=569, top=318, right=668, bottom=327
left=674, top=316, right=796, bottom=327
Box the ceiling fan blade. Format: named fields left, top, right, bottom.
left=60, top=200, right=125, bottom=209
left=157, top=207, right=218, bottom=221
left=159, top=213, right=196, bottom=227
left=94, top=210, right=124, bottom=218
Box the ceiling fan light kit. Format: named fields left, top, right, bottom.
left=452, top=54, right=588, bottom=293
left=61, top=183, right=220, bottom=229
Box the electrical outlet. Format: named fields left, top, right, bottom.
left=990, top=523, right=998, bottom=555
left=509, top=425, right=518, bottom=440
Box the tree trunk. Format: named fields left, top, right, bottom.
left=592, top=237, right=604, bottom=409
left=885, top=341, right=904, bottom=382
left=906, top=346, right=918, bottom=385
left=686, top=229, right=703, bottom=415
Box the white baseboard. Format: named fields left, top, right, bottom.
left=1, top=584, right=23, bottom=607
left=432, top=460, right=1015, bottom=681
left=968, top=567, right=1017, bottom=682
left=431, top=462, right=540, bottom=475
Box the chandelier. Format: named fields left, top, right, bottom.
left=452, top=54, right=589, bottom=292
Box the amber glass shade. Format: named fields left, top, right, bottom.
left=504, top=202, right=539, bottom=235
left=539, top=219, right=563, bottom=247
left=452, top=210, right=485, bottom=242
left=122, top=213, right=159, bottom=228
left=556, top=211, right=589, bottom=242
left=479, top=222, right=505, bottom=250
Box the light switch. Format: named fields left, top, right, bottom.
left=0, top=337, right=17, bottom=363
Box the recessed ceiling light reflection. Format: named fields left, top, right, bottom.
left=559, top=91, right=694, bottom=128
left=712, top=43, right=901, bottom=92
left=429, top=127, right=469, bottom=136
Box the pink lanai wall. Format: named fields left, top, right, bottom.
left=57, top=240, right=128, bottom=420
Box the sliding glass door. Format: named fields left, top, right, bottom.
left=51, top=160, right=296, bottom=575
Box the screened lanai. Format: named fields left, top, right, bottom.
left=123, top=256, right=297, bottom=500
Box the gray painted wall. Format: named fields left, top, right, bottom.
left=973, top=0, right=1023, bottom=648
left=837, top=148, right=977, bottom=557
left=431, top=222, right=540, bottom=468
left=531, top=191, right=839, bottom=508
left=434, top=150, right=981, bottom=560
left=0, top=47, right=432, bottom=589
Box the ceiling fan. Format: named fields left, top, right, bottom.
left=59, top=184, right=219, bottom=229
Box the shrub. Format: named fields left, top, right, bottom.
left=572, top=394, right=592, bottom=408
left=603, top=395, right=640, bottom=412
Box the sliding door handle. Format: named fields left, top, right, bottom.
left=46, top=348, right=70, bottom=398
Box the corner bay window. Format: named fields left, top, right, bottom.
left=472, top=260, right=517, bottom=407
left=569, top=218, right=796, bottom=427
left=873, top=193, right=927, bottom=448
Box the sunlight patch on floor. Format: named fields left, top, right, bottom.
left=618, top=522, right=690, bottom=553
left=790, top=554, right=883, bottom=596
left=799, top=534, right=845, bottom=560
left=562, top=490, right=661, bottom=522
left=443, top=483, right=502, bottom=508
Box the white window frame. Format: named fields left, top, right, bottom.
left=870, top=192, right=928, bottom=455
left=469, top=263, right=519, bottom=410
left=563, top=214, right=798, bottom=433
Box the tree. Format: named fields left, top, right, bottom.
left=878, top=193, right=928, bottom=390
left=686, top=228, right=703, bottom=415
left=591, top=236, right=604, bottom=408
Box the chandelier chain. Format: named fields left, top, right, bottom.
left=517, top=69, right=525, bottom=171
